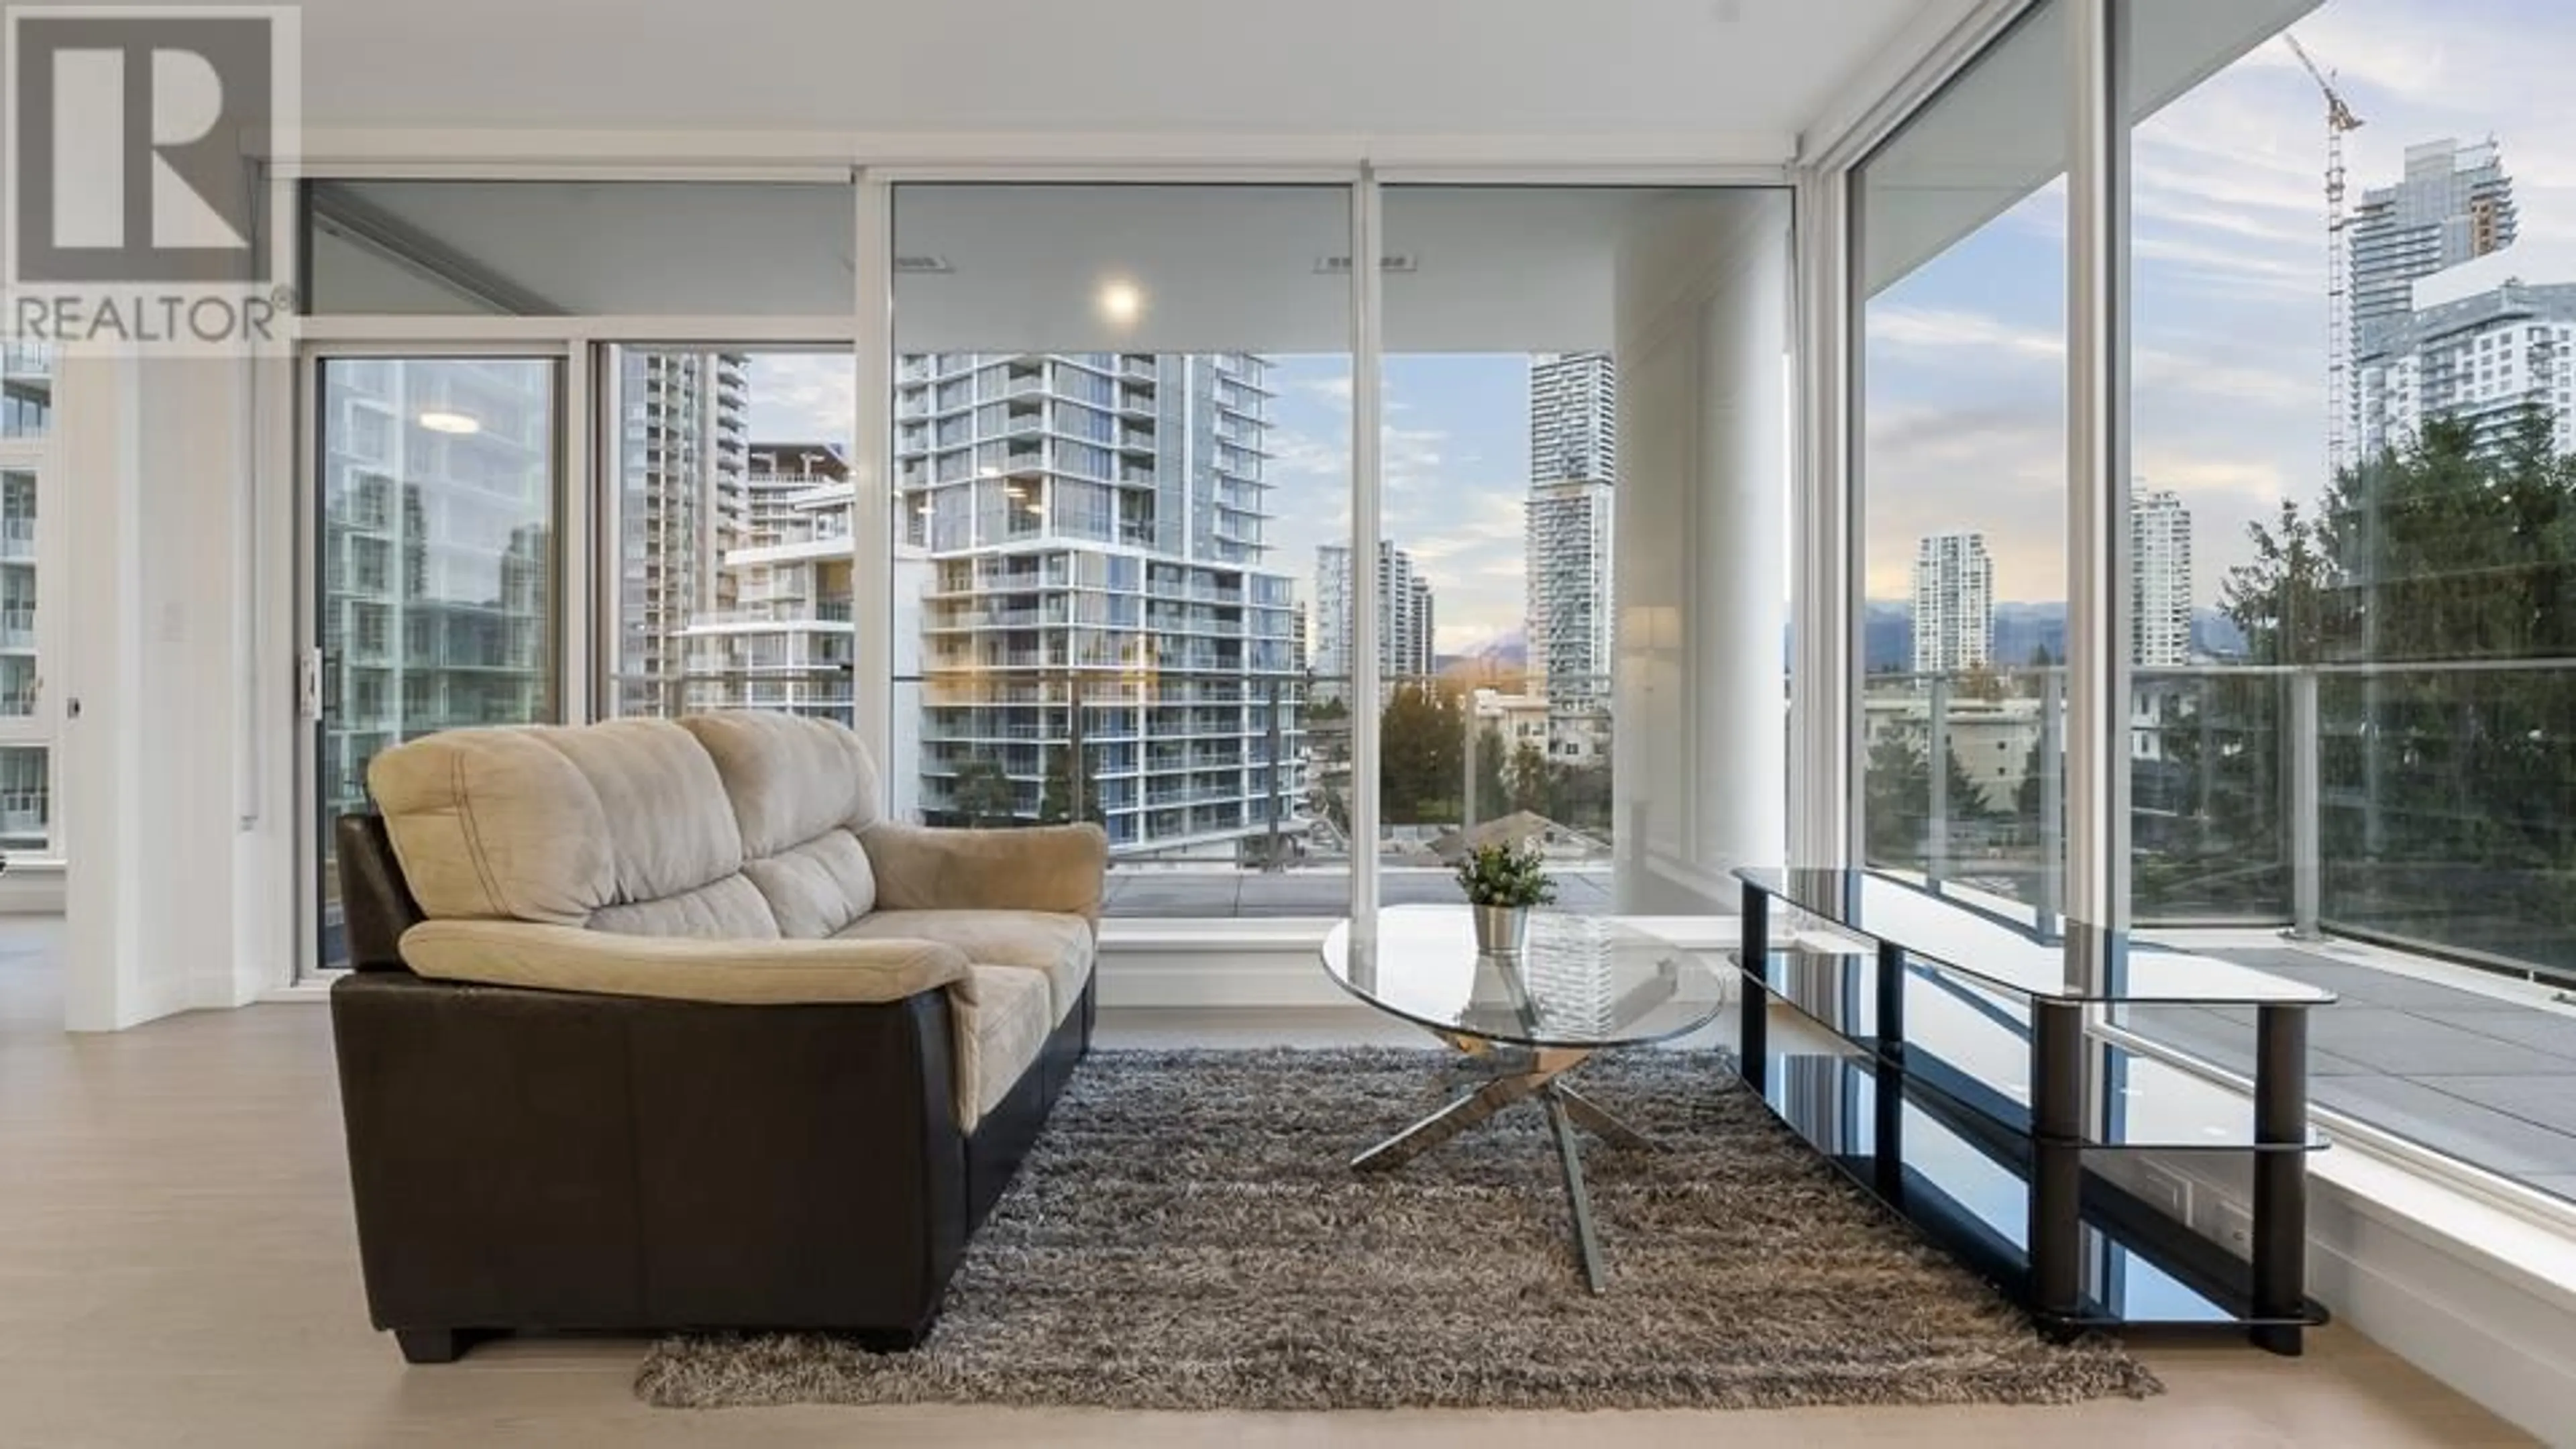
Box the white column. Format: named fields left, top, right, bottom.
left=1612, top=191, right=1792, bottom=914
left=60, top=355, right=283, bottom=1030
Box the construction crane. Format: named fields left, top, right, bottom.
left=2284, top=31, right=2365, bottom=477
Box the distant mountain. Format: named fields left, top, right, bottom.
left=1854, top=602, right=2247, bottom=674
left=1992, top=602, right=2066, bottom=670
left=2194, top=611, right=2248, bottom=659
left=1436, top=629, right=1526, bottom=676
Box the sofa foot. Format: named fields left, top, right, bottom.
left=847, top=1325, right=932, bottom=1354
left=394, top=1328, right=478, bottom=1364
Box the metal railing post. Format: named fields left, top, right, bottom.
left=2288, top=667, right=2322, bottom=939
left=2039, top=668, right=2063, bottom=919
left=1927, top=674, right=1951, bottom=883
left=1067, top=669, right=1085, bottom=824
left=1265, top=676, right=1284, bottom=871
left=1462, top=697, right=1480, bottom=834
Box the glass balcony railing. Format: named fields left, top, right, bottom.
left=881, top=669, right=1617, bottom=914
left=1862, top=659, right=2576, bottom=985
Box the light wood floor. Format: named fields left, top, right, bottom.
left=0, top=928, right=2538, bottom=1448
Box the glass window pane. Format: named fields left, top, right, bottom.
left=1375, top=186, right=1787, bottom=915
left=2121, top=0, right=2576, bottom=1210
left=314, top=358, right=558, bottom=972
left=891, top=184, right=1350, bottom=911
left=0, top=745, right=46, bottom=853
left=1857, top=1, right=2069, bottom=906
left=0, top=470, right=36, bottom=721
left=305, top=181, right=857, bottom=316
left=605, top=349, right=858, bottom=729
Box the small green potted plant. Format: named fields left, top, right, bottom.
left=1456, top=839, right=1556, bottom=955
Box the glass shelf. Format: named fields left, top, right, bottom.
left=1737, top=867, right=2337, bottom=1007
left=1738, top=948, right=2324, bottom=1152
left=1756, top=1048, right=2326, bottom=1331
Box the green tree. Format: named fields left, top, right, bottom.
left=951, top=758, right=1018, bottom=829
left=2220, top=407, right=2576, bottom=958
left=2013, top=733, right=2053, bottom=828
left=1379, top=680, right=1465, bottom=824
left=1864, top=733, right=1932, bottom=865
left=2223, top=498, right=2335, bottom=665
left=1038, top=745, right=1104, bottom=826
left=1473, top=724, right=1511, bottom=821
left=1865, top=731, right=1996, bottom=866
left=1547, top=759, right=1613, bottom=836
left=1507, top=741, right=1551, bottom=816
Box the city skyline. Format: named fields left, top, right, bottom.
left=1313, top=540, right=1438, bottom=683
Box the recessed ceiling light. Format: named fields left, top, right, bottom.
left=417, top=410, right=481, bottom=435
left=1098, top=279, right=1144, bottom=325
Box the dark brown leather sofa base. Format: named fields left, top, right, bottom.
left=328, top=814, right=1094, bottom=1364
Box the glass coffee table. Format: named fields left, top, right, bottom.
left=1320, top=905, right=1726, bottom=1292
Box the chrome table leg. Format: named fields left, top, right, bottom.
left=1543, top=1087, right=1609, bottom=1294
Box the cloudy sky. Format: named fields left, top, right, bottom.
left=754, top=0, right=2576, bottom=644
left=1868, top=0, right=2576, bottom=605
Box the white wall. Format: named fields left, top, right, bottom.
left=58, top=354, right=291, bottom=1030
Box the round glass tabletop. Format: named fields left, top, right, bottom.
left=1320, top=906, right=1726, bottom=1050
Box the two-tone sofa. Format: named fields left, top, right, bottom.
left=329, top=710, right=1106, bottom=1363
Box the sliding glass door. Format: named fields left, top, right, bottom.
left=309, top=356, right=562, bottom=973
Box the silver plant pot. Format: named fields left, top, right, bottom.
left=1471, top=904, right=1532, bottom=955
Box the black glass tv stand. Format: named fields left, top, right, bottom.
left=1733, top=868, right=2334, bottom=1356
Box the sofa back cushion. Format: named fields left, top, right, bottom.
left=677, top=712, right=881, bottom=936
left=369, top=718, right=775, bottom=938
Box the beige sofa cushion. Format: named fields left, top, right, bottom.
left=741, top=832, right=879, bottom=939
left=678, top=711, right=881, bottom=932
left=679, top=710, right=883, bottom=845
left=839, top=909, right=1093, bottom=1026
left=366, top=727, right=614, bottom=924
left=955, top=964, right=1053, bottom=1128
left=862, top=820, right=1108, bottom=924
left=398, top=919, right=969, bottom=1006
left=369, top=718, right=762, bottom=934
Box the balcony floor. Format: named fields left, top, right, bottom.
left=2137, top=943, right=2576, bottom=1205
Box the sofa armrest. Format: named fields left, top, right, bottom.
left=330, top=971, right=972, bottom=1339
left=861, top=821, right=1109, bottom=922
left=398, top=920, right=973, bottom=1006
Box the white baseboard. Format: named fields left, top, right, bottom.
left=2304, top=1151, right=2576, bottom=1447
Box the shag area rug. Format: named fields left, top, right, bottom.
left=637, top=1047, right=2159, bottom=1411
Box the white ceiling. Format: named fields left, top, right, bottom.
left=277, top=0, right=1927, bottom=146
left=313, top=180, right=1780, bottom=352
